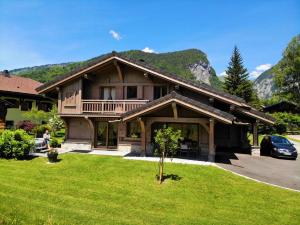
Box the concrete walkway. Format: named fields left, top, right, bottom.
left=124, top=156, right=214, bottom=166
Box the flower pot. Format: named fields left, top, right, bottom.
left=47, top=151, right=58, bottom=163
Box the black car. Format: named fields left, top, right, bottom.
left=260, top=135, right=298, bottom=159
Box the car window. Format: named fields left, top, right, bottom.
left=271, top=136, right=291, bottom=145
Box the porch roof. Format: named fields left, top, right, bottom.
left=122, top=91, right=235, bottom=124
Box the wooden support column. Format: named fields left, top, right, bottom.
left=114, top=61, right=123, bottom=82
left=208, top=118, right=215, bottom=162
left=252, top=121, right=258, bottom=146
left=171, top=102, right=178, bottom=119
left=85, top=116, right=95, bottom=148
left=56, top=87, right=62, bottom=113
left=251, top=121, right=261, bottom=156
left=138, top=118, right=146, bottom=156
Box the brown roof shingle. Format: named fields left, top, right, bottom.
left=0, top=73, right=42, bottom=95
left=122, top=91, right=235, bottom=123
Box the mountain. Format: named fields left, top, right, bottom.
left=10, top=49, right=222, bottom=89
left=254, top=67, right=277, bottom=99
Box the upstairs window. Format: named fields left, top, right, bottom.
left=100, top=87, right=116, bottom=100
left=154, top=86, right=167, bottom=100
left=20, top=101, right=33, bottom=111
left=127, top=86, right=137, bottom=99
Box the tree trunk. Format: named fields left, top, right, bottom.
left=159, top=151, right=164, bottom=183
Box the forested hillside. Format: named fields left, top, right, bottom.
left=10, top=49, right=221, bottom=89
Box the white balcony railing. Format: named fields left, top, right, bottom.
left=81, top=99, right=149, bottom=113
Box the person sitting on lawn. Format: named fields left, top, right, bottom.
left=43, top=129, right=51, bottom=149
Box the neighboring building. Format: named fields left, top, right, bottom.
left=37, top=52, right=275, bottom=161
left=0, top=70, right=53, bottom=129
left=263, top=101, right=300, bottom=114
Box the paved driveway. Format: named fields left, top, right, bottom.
left=216, top=141, right=300, bottom=191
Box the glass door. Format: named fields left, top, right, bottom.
left=108, top=123, right=118, bottom=148
left=96, top=122, right=108, bottom=147
left=96, top=122, right=118, bottom=149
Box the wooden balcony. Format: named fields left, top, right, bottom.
left=81, top=100, right=149, bottom=114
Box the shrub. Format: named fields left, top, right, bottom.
left=33, top=124, right=52, bottom=138
left=50, top=138, right=60, bottom=148
left=0, top=129, right=34, bottom=159
left=16, top=120, right=36, bottom=133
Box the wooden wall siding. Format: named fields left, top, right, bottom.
left=60, top=79, right=82, bottom=114
left=214, top=123, right=248, bottom=148
left=67, top=117, right=91, bottom=140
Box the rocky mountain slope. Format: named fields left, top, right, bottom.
left=253, top=67, right=277, bottom=99
left=10, top=49, right=220, bottom=88
left=10, top=49, right=222, bottom=89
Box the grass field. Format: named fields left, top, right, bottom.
left=0, top=154, right=299, bottom=225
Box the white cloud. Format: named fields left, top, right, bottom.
left=109, top=30, right=122, bottom=40
left=250, top=63, right=272, bottom=79
left=219, top=71, right=227, bottom=77
left=142, top=47, right=156, bottom=53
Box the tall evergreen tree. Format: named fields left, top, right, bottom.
left=223, top=46, right=254, bottom=102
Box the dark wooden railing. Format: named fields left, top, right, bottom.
left=81, top=100, right=149, bottom=113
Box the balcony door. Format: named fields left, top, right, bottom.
left=96, top=121, right=118, bottom=149
left=100, top=87, right=116, bottom=100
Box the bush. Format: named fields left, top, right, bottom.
left=33, top=124, right=52, bottom=138
left=50, top=138, right=60, bottom=148
left=16, top=120, right=36, bottom=133
left=259, top=112, right=300, bottom=135
left=0, top=129, right=34, bottom=159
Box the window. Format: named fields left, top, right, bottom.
left=127, top=86, right=137, bottom=99
left=154, top=86, right=167, bottom=99
left=5, top=99, right=19, bottom=108
left=100, top=87, right=116, bottom=100
left=127, top=122, right=141, bottom=138
left=37, top=102, right=52, bottom=112
left=5, top=121, right=14, bottom=129
left=20, top=101, right=32, bottom=111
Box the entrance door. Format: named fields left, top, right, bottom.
left=96, top=122, right=118, bottom=148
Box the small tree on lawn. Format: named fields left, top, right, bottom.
left=154, top=125, right=183, bottom=184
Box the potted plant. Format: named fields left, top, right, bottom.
left=47, top=148, right=58, bottom=163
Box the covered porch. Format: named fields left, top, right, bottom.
left=122, top=92, right=236, bottom=162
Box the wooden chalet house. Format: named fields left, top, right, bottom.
left=37, top=52, right=275, bottom=161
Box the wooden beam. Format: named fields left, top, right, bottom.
left=84, top=117, right=95, bottom=148
left=138, top=118, right=146, bottom=156
left=114, top=61, right=123, bottom=82
left=252, top=121, right=259, bottom=146
left=171, top=102, right=178, bottom=119
left=208, top=118, right=215, bottom=162
left=83, top=73, right=95, bottom=81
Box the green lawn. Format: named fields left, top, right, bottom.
left=0, top=154, right=299, bottom=225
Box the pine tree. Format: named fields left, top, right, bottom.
left=224, top=46, right=254, bottom=102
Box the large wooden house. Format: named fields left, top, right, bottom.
left=37, top=52, right=275, bottom=161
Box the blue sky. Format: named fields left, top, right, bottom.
left=0, top=0, right=299, bottom=79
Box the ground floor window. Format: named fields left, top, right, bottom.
left=5, top=120, right=14, bottom=129
left=151, top=122, right=199, bottom=147
left=126, top=121, right=141, bottom=138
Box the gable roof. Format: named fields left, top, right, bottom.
left=0, top=72, right=42, bottom=95
left=36, top=52, right=248, bottom=107
left=122, top=91, right=235, bottom=124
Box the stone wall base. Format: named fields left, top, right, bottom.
left=61, top=140, right=92, bottom=151
left=251, top=146, right=261, bottom=156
